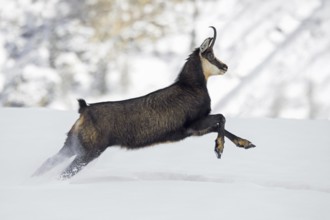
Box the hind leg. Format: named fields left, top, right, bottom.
left=59, top=149, right=105, bottom=180
left=32, top=144, right=75, bottom=177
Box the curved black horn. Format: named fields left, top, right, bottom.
left=209, top=26, right=217, bottom=48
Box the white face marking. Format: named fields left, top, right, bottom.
left=200, top=54, right=226, bottom=80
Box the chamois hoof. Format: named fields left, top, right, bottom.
left=245, top=143, right=256, bottom=149
left=215, top=150, right=222, bottom=159
left=234, top=139, right=256, bottom=149
left=214, top=138, right=224, bottom=159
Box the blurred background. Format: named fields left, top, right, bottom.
left=0, top=0, right=329, bottom=119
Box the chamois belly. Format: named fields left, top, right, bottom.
left=113, top=110, right=187, bottom=148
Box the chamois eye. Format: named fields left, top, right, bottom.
left=207, top=53, right=214, bottom=60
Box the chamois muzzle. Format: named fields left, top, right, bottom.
left=220, top=63, right=228, bottom=72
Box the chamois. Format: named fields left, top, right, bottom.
left=33, top=27, right=255, bottom=179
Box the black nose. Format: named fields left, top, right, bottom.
left=222, top=64, right=228, bottom=71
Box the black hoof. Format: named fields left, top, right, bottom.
left=214, top=139, right=224, bottom=159
left=215, top=150, right=222, bottom=159
left=245, top=143, right=256, bottom=149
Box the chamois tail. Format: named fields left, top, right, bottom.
left=77, top=99, right=88, bottom=113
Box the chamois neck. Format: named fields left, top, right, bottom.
left=176, top=49, right=207, bottom=88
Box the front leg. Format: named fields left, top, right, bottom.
left=225, top=130, right=256, bottom=149
left=215, top=119, right=225, bottom=159
left=186, top=114, right=255, bottom=159
left=186, top=114, right=226, bottom=158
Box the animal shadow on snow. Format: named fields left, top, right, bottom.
left=72, top=171, right=235, bottom=184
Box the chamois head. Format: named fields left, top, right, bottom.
left=199, top=26, right=228, bottom=80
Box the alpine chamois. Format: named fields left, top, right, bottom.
left=33, top=27, right=255, bottom=179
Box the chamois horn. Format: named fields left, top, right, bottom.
left=209, top=26, right=217, bottom=48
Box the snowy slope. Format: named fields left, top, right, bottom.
left=0, top=108, right=329, bottom=220
left=1, top=0, right=330, bottom=119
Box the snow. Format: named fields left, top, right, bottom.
left=0, top=108, right=329, bottom=220
left=1, top=0, right=330, bottom=119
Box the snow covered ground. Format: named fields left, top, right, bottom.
left=0, top=108, right=329, bottom=220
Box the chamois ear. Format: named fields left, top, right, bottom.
left=199, top=38, right=212, bottom=54
left=200, top=26, right=217, bottom=54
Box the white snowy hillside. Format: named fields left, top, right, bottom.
left=0, top=0, right=330, bottom=119
left=0, top=108, right=329, bottom=220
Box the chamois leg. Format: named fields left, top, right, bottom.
left=186, top=115, right=255, bottom=158
left=225, top=130, right=255, bottom=149
left=32, top=143, right=75, bottom=177
left=215, top=117, right=225, bottom=159
left=186, top=114, right=226, bottom=158
left=186, top=114, right=223, bottom=136
left=59, top=149, right=104, bottom=180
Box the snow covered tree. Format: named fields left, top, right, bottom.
left=0, top=0, right=193, bottom=108
left=0, top=0, right=329, bottom=119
